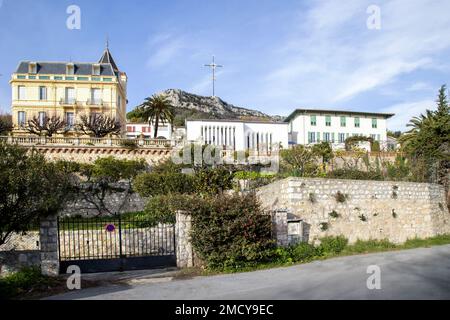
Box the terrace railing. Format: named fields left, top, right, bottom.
left=0, top=135, right=177, bottom=148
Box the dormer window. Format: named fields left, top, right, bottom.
left=66, top=63, right=75, bottom=75
left=92, top=64, right=101, bottom=76
left=29, top=62, right=37, bottom=74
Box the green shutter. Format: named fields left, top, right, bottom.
left=372, top=118, right=377, bottom=128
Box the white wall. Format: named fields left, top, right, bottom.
left=126, top=123, right=172, bottom=139
left=186, top=120, right=288, bottom=152
left=289, top=112, right=388, bottom=148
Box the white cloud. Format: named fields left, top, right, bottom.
left=146, top=34, right=185, bottom=69
left=406, top=82, right=433, bottom=92
left=382, top=99, right=435, bottom=131
left=262, top=0, right=450, bottom=107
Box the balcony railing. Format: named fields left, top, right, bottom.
left=86, top=99, right=104, bottom=106
left=0, top=135, right=177, bottom=148
left=59, top=98, right=79, bottom=106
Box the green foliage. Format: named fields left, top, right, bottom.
left=311, top=142, right=334, bottom=164
left=0, top=267, right=57, bottom=300
left=0, top=142, right=73, bottom=246
left=280, top=145, right=318, bottom=177
left=89, top=157, right=147, bottom=182
left=0, top=114, right=12, bottom=135
left=392, top=209, right=398, bottom=218
left=133, top=172, right=196, bottom=197
left=385, top=156, right=412, bottom=181
left=334, top=191, right=348, bottom=203
left=326, top=168, right=383, bottom=181
left=119, top=139, right=138, bottom=150
left=319, top=222, right=329, bottom=231
left=329, top=210, right=340, bottom=218
left=371, top=140, right=380, bottom=152
left=343, top=239, right=397, bottom=254
left=194, top=167, right=234, bottom=195
left=187, top=193, right=274, bottom=270
left=318, top=236, right=348, bottom=255
left=133, top=94, right=175, bottom=138
left=140, top=194, right=191, bottom=227
left=400, top=85, right=450, bottom=186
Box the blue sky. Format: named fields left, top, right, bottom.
left=0, top=0, right=449, bottom=131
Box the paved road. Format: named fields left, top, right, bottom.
left=47, top=245, right=450, bottom=300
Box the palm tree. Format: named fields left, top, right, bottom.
left=136, top=94, right=174, bottom=138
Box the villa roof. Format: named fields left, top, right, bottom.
left=15, top=61, right=116, bottom=76
left=14, top=46, right=121, bottom=76
left=284, top=108, right=395, bottom=122
left=98, top=47, right=119, bottom=73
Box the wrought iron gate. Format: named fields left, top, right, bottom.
left=58, top=216, right=176, bottom=273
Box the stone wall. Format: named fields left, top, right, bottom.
left=257, top=177, right=450, bottom=244
left=62, top=186, right=147, bottom=217
left=0, top=232, right=40, bottom=251
left=34, top=145, right=172, bottom=165
left=0, top=251, right=41, bottom=276
left=175, top=211, right=194, bottom=268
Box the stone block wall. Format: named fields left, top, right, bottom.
left=258, top=177, right=450, bottom=244
left=39, top=215, right=60, bottom=276
left=0, top=251, right=41, bottom=276
left=175, top=211, right=194, bottom=268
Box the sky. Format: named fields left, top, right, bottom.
left=0, top=0, right=449, bottom=131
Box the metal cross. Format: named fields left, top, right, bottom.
left=204, top=56, right=223, bottom=97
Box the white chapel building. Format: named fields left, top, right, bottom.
left=185, top=119, right=289, bottom=153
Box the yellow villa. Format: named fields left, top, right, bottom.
left=9, top=45, right=127, bottom=136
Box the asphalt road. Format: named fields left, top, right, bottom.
left=47, top=245, right=450, bottom=300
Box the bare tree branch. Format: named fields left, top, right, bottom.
left=26, top=115, right=67, bottom=137
left=77, top=114, right=122, bottom=138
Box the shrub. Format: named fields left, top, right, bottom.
left=319, top=222, right=329, bottom=231
left=345, top=239, right=396, bottom=253
left=290, top=242, right=319, bottom=262
left=326, top=169, right=383, bottom=181
left=318, top=236, right=348, bottom=255
left=188, top=193, right=274, bottom=270
left=133, top=194, right=197, bottom=227
left=133, top=172, right=196, bottom=197
left=329, top=210, right=340, bottom=218
left=0, top=267, right=57, bottom=300
left=194, top=167, right=234, bottom=195
left=120, top=139, right=138, bottom=150
left=334, top=191, right=348, bottom=203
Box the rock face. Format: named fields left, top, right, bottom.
left=161, top=89, right=283, bottom=121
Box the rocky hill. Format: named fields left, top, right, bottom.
left=160, top=89, right=283, bottom=126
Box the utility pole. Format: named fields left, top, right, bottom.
left=204, top=56, right=223, bottom=97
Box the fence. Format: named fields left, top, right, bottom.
left=0, top=135, right=177, bottom=148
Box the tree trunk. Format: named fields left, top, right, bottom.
left=153, top=116, right=159, bottom=139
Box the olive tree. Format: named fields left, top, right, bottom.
left=0, top=142, right=73, bottom=247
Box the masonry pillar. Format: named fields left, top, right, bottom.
left=272, top=209, right=289, bottom=247
left=39, top=215, right=60, bottom=276
left=175, top=211, right=194, bottom=268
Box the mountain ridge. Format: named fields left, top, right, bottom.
left=161, top=89, right=284, bottom=125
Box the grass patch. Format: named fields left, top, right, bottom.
left=200, top=234, right=450, bottom=275
left=0, top=267, right=60, bottom=300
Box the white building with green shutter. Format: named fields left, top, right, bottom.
left=285, top=109, right=394, bottom=150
